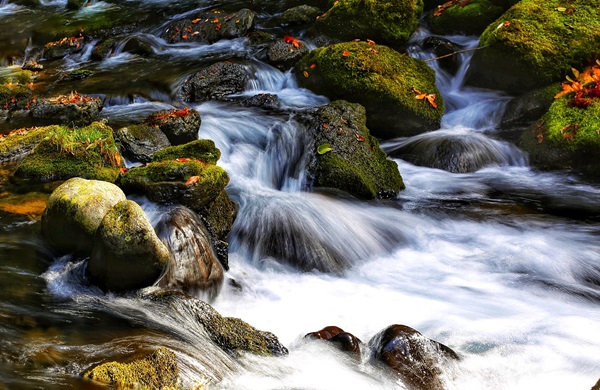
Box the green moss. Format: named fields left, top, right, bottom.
left=0, top=69, right=32, bottom=85
left=427, top=0, right=504, bottom=35
left=296, top=41, right=443, bottom=137
left=0, top=126, right=52, bottom=162
left=478, top=0, right=600, bottom=88
left=544, top=98, right=600, bottom=151
left=123, top=160, right=224, bottom=184
left=152, top=139, right=221, bottom=165
left=14, top=122, right=120, bottom=182
left=313, top=0, right=423, bottom=46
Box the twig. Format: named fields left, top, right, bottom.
left=424, top=45, right=489, bottom=62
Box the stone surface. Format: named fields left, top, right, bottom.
left=178, top=62, right=249, bottom=103
left=114, top=124, right=171, bottom=163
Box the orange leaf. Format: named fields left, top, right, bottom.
left=366, top=39, right=375, bottom=45
left=355, top=134, right=365, bottom=142
left=176, top=157, right=192, bottom=162
left=310, top=63, right=316, bottom=69
left=322, top=123, right=329, bottom=129
left=425, top=94, right=437, bottom=108
left=342, top=50, right=349, bottom=57
left=192, top=18, right=201, bottom=24
left=303, top=71, right=309, bottom=78
left=185, top=175, right=200, bottom=185
left=119, top=167, right=129, bottom=175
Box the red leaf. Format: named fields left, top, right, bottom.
left=185, top=175, right=200, bottom=185
left=342, top=50, right=349, bottom=57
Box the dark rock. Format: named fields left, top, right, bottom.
left=197, top=189, right=237, bottom=270
left=267, top=39, right=310, bottom=70
left=145, top=108, right=200, bottom=145
left=41, top=177, right=126, bottom=256
left=155, top=206, right=224, bottom=301
left=91, top=39, right=117, bottom=61
left=43, top=36, right=85, bottom=61
left=369, top=324, right=459, bottom=390
left=280, top=5, right=322, bottom=25
left=305, top=325, right=345, bottom=340
left=163, top=9, right=255, bottom=44
left=122, top=36, right=154, bottom=56
left=88, top=200, right=170, bottom=292
left=501, top=85, right=560, bottom=128
left=58, top=69, right=95, bottom=82
left=30, top=94, right=102, bottom=127
left=114, top=124, right=171, bottom=163
left=242, top=93, right=282, bottom=110
left=178, top=62, right=249, bottom=103
left=592, top=378, right=600, bottom=390
left=421, top=36, right=461, bottom=75
left=305, top=326, right=361, bottom=355
left=301, top=100, right=404, bottom=199
left=426, top=0, right=504, bottom=36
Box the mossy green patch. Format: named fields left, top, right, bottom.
left=0, top=126, right=52, bottom=162
left=470, top=0, right=600, bottom=93
left=14, top=122, right=121, bottom=182
left=313, top=0, right=423, bottom=46
left=427, top=0, right=504, bottom=36
left=152, top=139, right=220, bottom=165
left=296, top=41, right=443, bottom=138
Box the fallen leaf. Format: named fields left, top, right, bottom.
left=366, top=39, right=375, bottom=45
left=317, top=143, right=333, bottom=154
left=310, top=63, right=316, bottom=69
left=303, top=70, right=309, bottom=78
left=342, top=50, right=349, bottom=57
left=185, top=175, right=200, bottom=185
left=355, top=134, right=365, bottom=142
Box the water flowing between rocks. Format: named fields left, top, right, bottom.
left=0, top=1, right=599, bottom=389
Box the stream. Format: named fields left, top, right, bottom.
left=1, top=1, right=600, bottom=389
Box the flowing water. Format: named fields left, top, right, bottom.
left=1, top=2, right=600, bottom=389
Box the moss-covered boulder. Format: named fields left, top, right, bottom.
left=424, top=0, right=520, bottom=11
left=30, top=94, right=103, bottom=127
left=82, top=347, right=179, bottom=389
left=119, top=160, right=229, bottom=212
left=88, top=200, right=170, bottom=292
left=426, top=0, right=504, bottom=36
left=14, top=122, right=122, bottom=183
left=519, top=88, right=600, bottom=179
left=155, top=206, right=224, bottom=301
left=311, top=0, right=423, bottom=47
left=302, top=100, right=404, bottom=199
left=467, top=0, right=600, bottom=94
left=152, top=139, right=221, bottom=165
left=145, top=108, right=200, bottom=146
left=280, top=5, right=322, bottom=26
left=114, top=124, right=171, bottom=163
left=41, top=177, right=126, bottom=256
left=295, top=42, right=443, bottom=138
left=0, top=126, right=49, bottom=162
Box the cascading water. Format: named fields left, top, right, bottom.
left=0, top=2, right=600, bottom=390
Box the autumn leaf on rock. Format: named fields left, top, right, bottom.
left=185, top=175, right=200, bottom=185
left=283, top=35, right=303, bottom=49
left=342, top=50, right=349, bottom=57
left=412, top=87, right=437, bottom=108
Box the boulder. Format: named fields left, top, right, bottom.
left=242, top=93, right=282, bottom=111
left=41, top=177, right=126, bottom=255
left=139, top=288, right=288, bottom=356
left=467, top=0, right=600, bottom=94
left=501, top=84, right=560, bottom=129
left=369, top=324, right=459, bottom=390
left=426, top=0, right=504, bottom=36
left=305, top=326, right=362, bottom=355
left=425, top=0, right=520, bottom=11
left=151, top=139, right=220, bottom=165
left=421, top=36, right=461, bottom=75
left=301, top=100, right=404, bottom=199
left=163, top=8, right=255, bottom=44
left=295, top=42, right=443, bottom=138
left=82, top=347, right=178, bottom=389
left=114, top=124, right=171, bottom=163
left=155, top=206, right=224, bottom=301
left=280, top=5, right=322, bottom=26
left=311, top=0, right=422, bottom=47
left=145, top=108, right=200, bottom=146
left=178, top=62, right=249, bottom=103
left=0, top=126, right=49, bottom=162
left=13, top=122, right=122, bottom=183
left=267, top=39, right=310, bottom=70
left=592, top=378, right=600, bottom=390
left=30, top=94, right=103, bottom=127
left=87, top=200, right=170, bottom=292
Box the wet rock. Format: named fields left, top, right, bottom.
left=295, top=42, right=443, bottom=138
left=114, top=124, right=171, bottom=163
left=305, top=325, right=345, bottom=340
left=301, top=100, right=404, bottom=199
left=30, top=94, right=102, bottom=127
left=305, top=326, right=362, bottom=355
left=369, top=324, right=459, bottom=390
left=82, top=347, right=178, bottom=389
left=467, top=0, right=600, bottom=94
left=426, top=0, right=504, bottom=36
left=280, top=5, right=322, bottom=25
left=501, top=85, right=560, bottom=128
left=0, top=126, right=49, bottom=162
left=0, top=81, right=34, bottom=112
left=163, top=8, right=255, bottom=44
left=41, top=177, right=126, bottom=256
left=152, top=139, right=221, bottom=165
left=139, top=288, right=288, bottom=356
left=43, top=36, right=85, bottom=61
left=58, top=69, right=95, bottom=82
left=66, top=0, right=85, bottom=10
left=91, top=38, right=117, bottom=61
left=178, top=62, right=249, bottom=103
left=122, top=36, right=154, bottom=56
left=267, top=39, right=310, bottom=70
left=421, top=36, right=461, bottom=75
left=14, top=122, right=122, bottom=183
left=310, top=0, right=422, bottom=47
left=155, top=206, right=224, bottom=301
left=145, top=107, right=200, bottom=145
left=88, top=200, right=170, bottom=292
left=592, top=378, right=600, bottom=390
left=242, top=93, right=281, bottom=110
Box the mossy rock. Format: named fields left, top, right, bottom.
left=467, top=0, right=600, bottom=94
left=152, top=139, right=220, bottom=164
left=426, top=0, right=504, bottom=36
left=119, top=161, right=229, bottom=211
left=14, top=122, right=121, bottom=183
left=424, top=0, right=518, bottom=11
left=519, top=94, right=600, bottom=179
left=280, top=5, right=322, bottom=25
left=197, top=189, right=237, bottom=271
left=303, top=100, right=404, bottom=199
left=41, top=177, right=126, bottom=256
left=311, top=0, right=423, bottom=47
left=0, top=126, right=51, bottom=162
left=145, top=108, right=201, bottom=145
left=114, top=124, right=171, bottom=163
left=295, top=41, right=443, bottom=138
left=82, top=347, right=179, bottom=389
left=30, top=95, right=103, bottom=127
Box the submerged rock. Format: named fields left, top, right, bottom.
left=82, top=347, right=179, bottom=389
left=163, top=8, right=255, bottom=44
left=41, top=177, right=126, bottom=256
left=155, top=206, right=224, bottom=301
left=88, top=200, right=170, bottom=292
left=295, top=42, right=443, bottom=138
left=369, top=324, right=459, bottom=390
left=302, top=100, right=404, bottom=199
left=178, top=62, right=249, bottom=103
